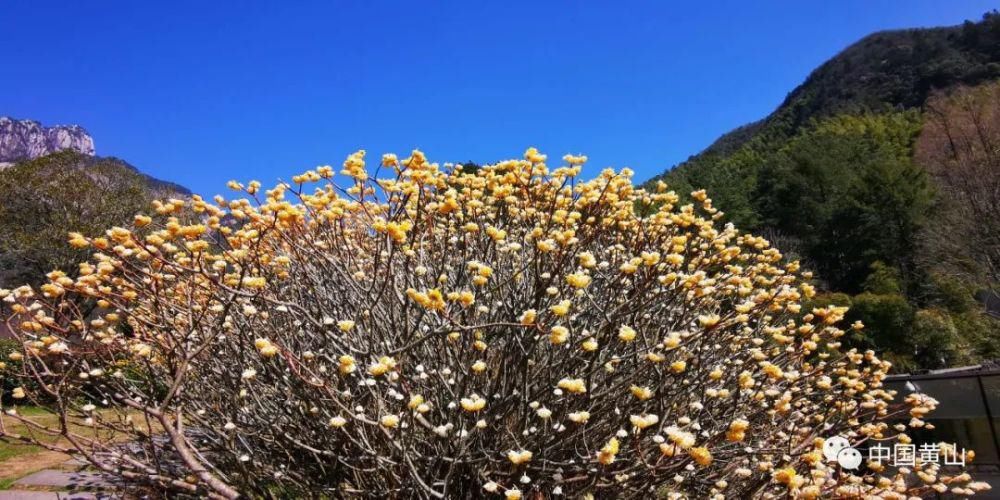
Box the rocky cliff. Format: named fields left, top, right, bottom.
left=0, top=116, right=188, bottom=193
left=0, top=116, right=95, bottom=165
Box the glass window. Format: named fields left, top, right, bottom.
left=885, top=375, right=1000, bottom=464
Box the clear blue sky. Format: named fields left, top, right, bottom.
left=1, top=1, right=995, bottom=196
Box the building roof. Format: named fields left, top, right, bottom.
left=886, top=359, right=1000, bottom=381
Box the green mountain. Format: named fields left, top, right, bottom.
left=0, top=151, right=189, bottom=289
left=644, top=12, right=1000, bottom=371
left=656, top=12, right=1000, bottom=186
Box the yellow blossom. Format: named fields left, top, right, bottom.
left=380, top=414, right=400, bottom=428
left=408, top=395, right=425, bottom=410
left=566, top=272, right=592, bottom=289
left=689, top=446, right=713, bottom=466
left=550, top=326, right=569, bottom=344
left=338, top=355, right=357, bottom=374
left=133, top=214, right=152, bottom=227
left=255, top=338, right=279, bottom=358
left=519, top=309, right=537, bottom=325
left=557, top=378, right=587, bottom=394
left=727, top=419, right=749, bottom=442
left=762, top=362, right=784, bottom=380
left=629, top=414, right=658, bottom=430
left=549, top=300, right=571, bottom=317
left=618, top=325, right=637, bottom=342
left=698, top=314, right=721, bottom=328
left=461, top=394, right=487, bottom=412
left=773, top=467, right=797, bottom=486
left=630, top=385, right=653, bottom=401
left=597, top=437, right=620, bottom=465
left=368, top=356, right=396, bottom=377
left=506, top=449, right=533, bottom=465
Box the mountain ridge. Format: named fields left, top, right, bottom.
left=0, top=116, right=95, bottom=165
left=649, top=12, right=1000, bottom=189
left=0, top=116, right=189, bottom=194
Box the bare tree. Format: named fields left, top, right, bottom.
left=916, top=82, right=1000, bottom=302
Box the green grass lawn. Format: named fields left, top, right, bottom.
left=0, top=406, right=55, bottom=460
left=0, top=406, right=52, bottom=461
left=0, top=441, right=41, bottom=462
left=0, top=405, right=121, bottom=487
left=0, top=404, right=154, bottom=488
left=0, top=406, right=61, bottom=488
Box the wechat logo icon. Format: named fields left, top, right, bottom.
left=824, top=436, right=862, bottom=470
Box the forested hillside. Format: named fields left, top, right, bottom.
left=0, top=151, right=189, bottom=289
left=645, top=12, right=1000, bottom=371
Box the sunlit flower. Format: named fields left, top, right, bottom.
left=630, top=385, right=653, bottom=401
left=369, top=356, right=397, bottom=376
left=597, top=437, right=620, bottom=465
left=519, top=309, right=537, bottom=325
left=762, top=362, right=783, bottom=380
left=557, top=378, right=587, bottom=394
left=339, top=355, right=357, bottom=374
left=566, top=272, right=591, bottom=289
left=727, top=419, right=749, bottom=442
left=618, top=325, right=637, bottom=342
left=697, top=314, right=720, bottom=328
left=550, top=326, right=569, bottom=344
left=666, top=426, right=696, bottom=449
left=461, top=394, right=487, bottom=412
left=48, top=342, right=69, bottom=354
left=689, top=446, right=713, bottom=466
left=255, top=338, right=279, bottom=358
left=629, top=414, right=658, bottom=431
left=507, top=449, right=533, bottom=465
left=773, top=467, right=797, bottom=486
left=549, top=300, right=571, bottom=317
left=380, top=414, right=400, bottom=428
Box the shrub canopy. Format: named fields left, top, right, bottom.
left=0, top=149, right=986, bottom=498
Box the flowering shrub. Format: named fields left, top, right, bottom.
left=0, top=149, right=988, bottom=498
